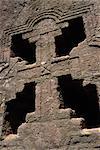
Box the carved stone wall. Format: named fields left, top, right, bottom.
left=0, top=0, right=100, bottom=149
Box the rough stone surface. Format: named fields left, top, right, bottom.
left=0, top=0, right=100, bottom=149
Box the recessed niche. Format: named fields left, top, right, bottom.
left=11, top=34, right=36, bottom=64
left=2, top=82, right=36, bottom=137
left=55, top=17, right=86, bottom=57
left=57, top=75, right=100, bottom=128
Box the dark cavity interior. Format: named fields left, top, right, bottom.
left=58, top=75, right=100, bottom=128
left=3, top=82, right=36, bottom=136
left=55, top=17, right=86, bottom=56
left=11, top=34, right=36, bottom=64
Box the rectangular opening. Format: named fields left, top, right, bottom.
left=57, top=75, right=100, bottom=128
left=2, top=82, right=36, bottom=138
left=55, top=17, right=86, bottom=57
left=11, top=34, right=36, bottom=64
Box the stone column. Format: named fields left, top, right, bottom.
left=40, top=77, right=59, bottom=120
left=95, top=0, right=100, bottom=38
left=0, top=93, right=5, bottom=138
left=35, top=82, right=41, bottom=117
left=3, top=47, right=10, bottom=63
left=36, top=33, right=55, bottom=64
left=26, top=78, right=60, bottom=122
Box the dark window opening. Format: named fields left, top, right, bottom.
left=11, top=34, right=36, bottom=64
left=2, top=82, right=36, bottom=137
left=57, top=75, right=100, bottom=128
left=55, top=17, right=86, bottom=57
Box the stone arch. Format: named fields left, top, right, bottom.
left=2, top=12, right=60, bottom=64
left=27, top=11, right=61, bottom=29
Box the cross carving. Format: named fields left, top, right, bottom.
left=13, top=30, right=77, bottom=122
left=1, top=22, right=79, bottom=123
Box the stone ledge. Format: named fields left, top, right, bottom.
left=81, top=128, right=100, bottom=135
left=26, top=108, right=76, bottom=123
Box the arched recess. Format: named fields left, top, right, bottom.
left=2, top=12, right=61, bottom=64
left=5, top=10, right=61, bottom=40
left=1, top=3, right=97, bottom=63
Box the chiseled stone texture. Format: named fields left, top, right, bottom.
left=0, top=0, right=100, bottom=149
left=0, top=0, right=31, bottom=35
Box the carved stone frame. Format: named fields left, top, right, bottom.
left=0, top=3, right=98, bottom=63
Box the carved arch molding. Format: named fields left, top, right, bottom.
left=1, top=2, right=99, bottom=51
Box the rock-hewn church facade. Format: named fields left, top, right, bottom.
left=0, top=0, right=100, bottom=149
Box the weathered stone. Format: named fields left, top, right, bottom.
left=0, top=0, right=100, bottom=149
